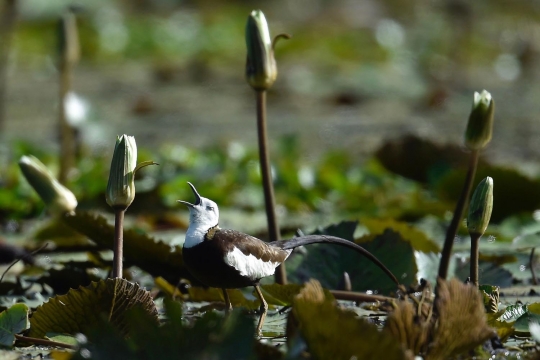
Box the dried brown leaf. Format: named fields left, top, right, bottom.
left=427, top=278, right=496, bottom=359
left=385, top=300, right=431, bottom=355
left=288, top=280, right=412, bottom=360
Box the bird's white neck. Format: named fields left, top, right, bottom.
left=184, top=223, right=219, bottom=248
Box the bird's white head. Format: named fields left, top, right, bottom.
left=178, top=182, right=220, bottom=248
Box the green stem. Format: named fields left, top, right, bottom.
left=531, top=247, right=538, bottom=285
left=113, top=209, right=125, bottom=278
left=438, top=150, right=479, bottom=280
left=255, top=90, right=286, bottom=284
left=470, top=232, right=481, bottom=286
left=330, top=290, right=394, bottom=303
left=15, top=334, right=77, bottom=350
left=58, top=60, right=75, bottom=185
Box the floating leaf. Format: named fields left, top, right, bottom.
left=486, top=312, right=514, bottom=341
left=62, top=211, right=195, bottom=285
left=375, top=135, right=473, bottom=183
left=454, top=261, right=513, bottom=288
left=288, top=223, right=415, bottom=293
left=361, top=218, right=440, bottom=253
left=185, top=283, right=333, bottom=310
left=70, top=297, right=258, bottom=359
left=34, top=217, right=92, bottom=248
left=0, top=303, right=29, bottom=347
left=513, top=303, right=540, bottom=335
left=46, top=332, right=78, bottom=346
left=187, top=286, right=259, bottom=310
left=258, top=283, right=334, bottom=306
left=498, top=303, right=528, bottom=323
left=29, top=278, right=158, bottom=339
left=288, top=280, right=411, bottom=359
left=437, top=166, right=540, bottom=222
left=428, top=279, right=496, bottom=359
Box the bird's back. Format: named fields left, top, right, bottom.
left=182, top=228, right=291, bottom=288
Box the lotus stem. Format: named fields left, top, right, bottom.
left=531, top=247, right=538, bottom=285
left=15, top=334, right=77, bottom=350
left=469, top=233, right=481, bottom=286
left=255, top=90, right=286, bottom=284
left=438, top=149, right=479, bottom=280
left=58, top=64, right=74, bottom=184
left=113, top=209, right=125, bottom=278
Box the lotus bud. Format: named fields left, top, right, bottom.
left=106, top=135, right=137, bottom=210
left=465, top=90, right=494, bottom=150
left=245, top=10, right=277, bottom=91
left=19, top=155, right=78, bottom=214
left=467, top=177, right=494, bottom=236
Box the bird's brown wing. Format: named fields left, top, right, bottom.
left=214, top=229, right=291, bottom=281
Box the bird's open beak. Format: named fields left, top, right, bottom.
left=177, top=182, right=202, bottom=207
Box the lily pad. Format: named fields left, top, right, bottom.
left=436, top=166, right=540, bottom=223
left=375, top=135, right=474, bottom=183
left=29, top=278, right=158, bottom=339
left=288, top=280, right=411, bottom=359
left=0, top=303, right=29, bottom=347
left=288, top=222, right=416, bottom=293
left=62, top=211, right=195, bottom=285
left=361, top=218, right=440, bottom=253
left=184, top=283, right=334, bottom=310
left=70, top=298, right=259, bottom=360
left=45, top=332, right=78, bottom=346
left=498, top=303, right=528, bottom=322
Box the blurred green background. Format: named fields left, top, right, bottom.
left=2, top=0, right=539, bottom=165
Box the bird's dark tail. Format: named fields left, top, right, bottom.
left=270, top=235, right=400, bottom=286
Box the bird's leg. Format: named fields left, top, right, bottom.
left=222, top=288, right=233, bottom=313
left=254, top=285, right=268, bottom=337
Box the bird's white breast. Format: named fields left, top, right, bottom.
left=224, top=247, right=281, bottom=280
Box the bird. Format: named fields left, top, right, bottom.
left=178, top=182, right=399, bottom=335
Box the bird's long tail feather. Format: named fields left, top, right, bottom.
left=270, top=235, right=400, bottom=286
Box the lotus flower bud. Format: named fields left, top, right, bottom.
left=467, top=177, right=494, bottom=236
left=245, top=10, right=277, bottom=91
left=106, top=135, right=137, bottom=210
left=19, top=155, right=78, bottom=214
left=465, top=90, right=494, bottom=150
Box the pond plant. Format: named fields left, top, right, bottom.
left=245, top=10, right=290, bottom=285
left=2, top=6, right=540, bottom=360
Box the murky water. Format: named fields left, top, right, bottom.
left=4, top=61, right=540, bottom=173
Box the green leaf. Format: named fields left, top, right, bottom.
left=361, top=218, right=440, bottom=253
left=45, top=332, right=78, bottom=346
left=513, top=302, right=540, bottom=335
left=29, top=278, right=158, bottom=339
left=375, top=135, right=469, bottom=184
left=62, top=211, right=195, bottom=285
left=486, top=312, right=514, bottom=341
left=498, top=303, right=528, bottom=322
left=515, top=310, right=540, bottom=335
left=185, top=283, right=334, bottom=310
left=0, top=303, right=29, bottom=347
left=71, top=297, right=258, bottom=360
left=437, top=166, right=540, bottom=223
left=288, top=224, right=415, bottom=294
left=188, top=286, right=259, bottom=310
left=258, top=283, right=334, bottom=306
